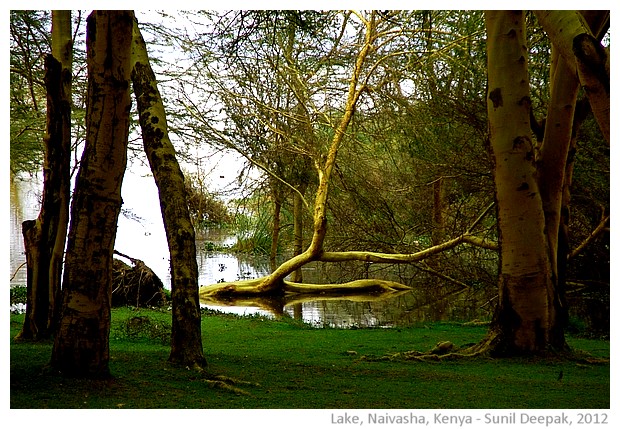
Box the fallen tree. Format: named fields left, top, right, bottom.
left=199, top=230, right=498, bottom=298
left=201, top=277, right=413, bottom=298
left=112, top=251, right=167, bottom=308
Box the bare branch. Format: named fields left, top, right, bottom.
left=569, top=215, right=609, bottom=260
left=178, top=97, right=312, bottom=212
left=320, top=232, right=497, bottom=264
left=466, top=201, right=495, bottom=234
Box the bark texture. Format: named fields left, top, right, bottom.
left=534, top=10, right=609, bottom=143
left=485, top=11, right=560, bottom=354
left=131, top=18, right=206, bottom=368
left=18, top=11, right=72, bottom=340
left=51, top=11, right=133, bottom=377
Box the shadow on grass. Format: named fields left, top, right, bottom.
left=10, top=309, right=610, bottom=409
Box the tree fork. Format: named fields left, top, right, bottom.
left=241, top=12, right=378, bottom=294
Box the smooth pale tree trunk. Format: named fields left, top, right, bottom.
left=131, top=18, right=206, bottom=368
left=51, top=11, right=133, bottom=377
left=484, top=11, right=559, bottom=355
left=534, top=10, right=609, bottom=144
left=538, top=52, right=578, bottom=279
left=18, top=11, right=72, bottom=341
left=536, top=53, right=578, bottom=347
left=251, top=13, right=377, bottom=293
left=535, top=11, right=609, bottom=347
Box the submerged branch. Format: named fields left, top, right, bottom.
left=200, top=232, right=497, bottom=298
left=200, top=277, right=411, bottom=299
left=284, top=278, right=411, bottom=294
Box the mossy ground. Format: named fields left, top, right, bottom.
left=10, top=307, right=610, bottom=409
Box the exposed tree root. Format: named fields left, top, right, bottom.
left=203, top=375, right=260, bottom=396
left=186, top=365, right=259, bottom=396
left=356, top=327, right=608, bottom=364
left=357, top=343, right=487, bottom=363
left=112, top=251, right=167, bottom=307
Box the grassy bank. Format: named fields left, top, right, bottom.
left=10, top=308, right=610, bottom=409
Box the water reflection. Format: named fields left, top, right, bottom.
left=196, top=231, right=271, bottom=286
left=9, top=175, right=42, bottom=285
left=203, top=283, right=496, bottom=329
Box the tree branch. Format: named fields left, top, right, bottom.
left=319, top=233, right=497, bottom=264
left=568, top=215, right=609, bottom=260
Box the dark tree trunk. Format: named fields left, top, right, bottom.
left=18, top=39, right=71, bottom=340
left=131, top=17, right=206, bottom=368
left=292, top=184, right=307, bottom=283
left=51, top=11, right=133, bottom=378
left=431, top=177, right=445, bottom=245
left=270, top=190, right=282, bottom=272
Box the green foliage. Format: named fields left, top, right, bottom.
left=10, top=309, right=610, bottom=409
left=203, top=240, right=232, bottom=252
left=231, top=204, right=273, bottom=255
left=9, top=11, right=50, bottom=174
left=9, top=112, right=45, bottom=174
left=10, top=285, right=27, bottom=306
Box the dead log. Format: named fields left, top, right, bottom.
left=112, top=252, right=167, bottom=307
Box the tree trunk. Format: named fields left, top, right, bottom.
left=49, top=10, right=73, bottom=334
left=484, top=11, right=561, bottom=355
left=18, top=14, right=72, bottom=341
left=534, top=11, right=609, bottom=144
left=269, top=188, right=282, bottom=272
left=555, top=100, right=589, bottom=346
left=20, top=219, right=44, bottom=339
left=18, top=11, right=72, bottom=341
left=538, top=52, right=577, bottom=276
left=131, top=17, right=206, bottom=368
left=292, top=183, right=307, bottom=282
left=51, top=11, right=133, bottom=377
left=536, top=53, right=578, bottom=349
left=431, top=177, right=445, bottom=245
left=535, top=11, right=609, bottom=348
left=250, top=13, right=377, bottom=294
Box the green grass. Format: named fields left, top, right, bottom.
left=10, top=308, right=610, bottom=409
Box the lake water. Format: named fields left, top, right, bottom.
left=9, top=160, right=606, bottom=332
